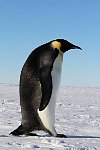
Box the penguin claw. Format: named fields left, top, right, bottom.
left=56, top=134, right=67, bottom=138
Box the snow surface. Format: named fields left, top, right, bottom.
left=0, top=83, right=100, bottom=150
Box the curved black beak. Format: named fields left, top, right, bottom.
left=70, top=44, right=82, bottom=50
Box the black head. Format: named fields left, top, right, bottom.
left=52, top=39, right=82, bottom=53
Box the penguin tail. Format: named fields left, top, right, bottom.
left=10, top=125, right=25, bottom=136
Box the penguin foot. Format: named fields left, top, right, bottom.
left=25, top=133, right=38, bottom=136
left=56, top=134, right=67, bottom=138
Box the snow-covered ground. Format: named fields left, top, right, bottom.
left=0, top=84, right=100, bottom=150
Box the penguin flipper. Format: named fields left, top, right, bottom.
left=39, top=66, right=52, bottom=111
left=57, top=134, right=67, bottom=138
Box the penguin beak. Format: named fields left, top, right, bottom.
left=64, top=41, right=82, bottom=52
left=72, top=45, right=82, bottom=50
left=70, top=44, right=82, bottom=50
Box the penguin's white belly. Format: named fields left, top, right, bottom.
left=38, top=54, right=63, bottom=136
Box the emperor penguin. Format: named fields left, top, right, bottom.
left=10, top=39, right=82, bottom=137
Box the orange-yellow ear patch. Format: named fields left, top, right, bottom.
left=51, top=41, right=61, bottom=50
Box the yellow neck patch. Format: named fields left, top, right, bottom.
left=51, top=41, right=61, bottom=50
left=51, top=41, right=63, bottom=55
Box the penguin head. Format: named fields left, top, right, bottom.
left=51, top=39, right=82, bottom=53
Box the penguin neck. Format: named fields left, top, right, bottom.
left=59, top=49, right=63, bottom=57
left=54, top=52, right=63, bottom=69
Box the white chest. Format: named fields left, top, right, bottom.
left=51, top=53, right=63, bottom=94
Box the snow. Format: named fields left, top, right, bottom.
left=0, top=83, right=100, bottom=150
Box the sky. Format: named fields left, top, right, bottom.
left=0, top=0, right=100, bottom=87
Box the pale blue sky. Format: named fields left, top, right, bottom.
left=0, top=0, right=100, bottom=87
